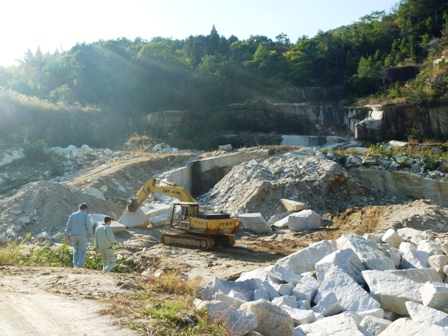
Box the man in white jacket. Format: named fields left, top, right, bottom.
left=94, top=216, right=118, bottom=272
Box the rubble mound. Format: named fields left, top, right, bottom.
left=204, top=149, right=387, bottom=218
left=0, top=180, right=123, bottom=241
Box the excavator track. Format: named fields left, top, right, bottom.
left=161, top=232, right=215, bottom=250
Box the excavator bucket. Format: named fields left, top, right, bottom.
left=119, top=208, right=150, bottom=228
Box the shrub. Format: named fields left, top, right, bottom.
left=23, top=139, right=48, bottom=162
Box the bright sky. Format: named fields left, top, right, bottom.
left=1, top=0, right=398, bottom=67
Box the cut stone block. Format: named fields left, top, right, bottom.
left=271, top=264, right=302, bottom=285
left=238, top=213, right=272, bottom=234
left=376, top=317, right=448, bottom=336
left=405, top=301, right=448, bottom=327
left=295, top=312, right=365, bottom=336
left=397, top=227, right=423, bottom=239
left=359, top=315, right=391, bottom=336
left=429, top=255, right=448, bottom=278
left=272, top=296, right=297, bottom=309
left=198, top=277, right=260, bottom=301
left=214, top=292, right=246, bottom=309
left=400, top=250, right=430, bottom=269
left=386, top=268, right=442, bottom=283
left=362, top=270, right=422, bottom=315
left=195, top=300, right=257, bottom=336
left=399, top=242, right=416, bottom=254
left=276, top=240, right=336, bottom=275
left=280, top=199, right=309, bottom=212
left=110, top=221, right=127, bottom=233
left=336, top=234, right=395, bottom=271
left=315, top=248, right=366, bottom=284
left=292, top=275, right=319, bottom=302
left=253, top=288, right=270, bottom=301
left=269, top=211, right=293, bottom=226
left=272, top=283, right=294, bottom=296
left=418, top=240, right=443, bottom=255
left=312, top=292, right=344, bottom=317
left=382, top=229, right=403, bottom=249
left=314, top=267, right=380, bottom=313
left=240, top=299, right=295, bottom=336
left=420, top=282, right=448, bottom=313
left=287, top=209, right=322, bottom=232
left=281, top=306, right=316, bottom=326
left=119, top=208, right=149, bottom=228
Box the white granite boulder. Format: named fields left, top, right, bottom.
left=362, top=270, right=422, bottom=315
left=405, top=301, right=448, bottom=327
left=400, top=250, right=431, bottom=269
left=280, top=199, right=309, bottom=212
left=292, top=275, right=319, bottom=302
left=295, top=312, right=365, bottom=336
left=382, top=229, right=403, bottom=249
left=238, top=213, right=272, bottom=233
left=198, top=277, right=260, bottom=301
left=315, top=248, right=366, bottom=284
left=359, top=315, right=391, bottom=336
left=336, top=234, right=395, bottom=271
left=195, top=300, right=257, bottom=336
left=420, top=282, right=448, bottom=313
left=314, top=267, right=381, bottom=313
left=312, top=292, right=344, bottom=317
left=240, top=299, right=295, bottom=336
left=281, top=306, right=316, bottom=326
left=386, top=268, right=442, bottom=283
left=287, top=209, right=322, bottom=232
left=271, top=264, right=303, bottom=285
left=276, top=240, right=336, bottom=275
left=377, top=317, right=448, bottom=336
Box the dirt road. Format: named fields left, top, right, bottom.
left=0, top=266, right=136, bottom=336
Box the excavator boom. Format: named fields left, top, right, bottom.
left=120, top=177, right=238, bottom=250
left=127, top=178, right=196, bottom=211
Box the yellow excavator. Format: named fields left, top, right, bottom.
left=120, top=178, right=239, bottom=250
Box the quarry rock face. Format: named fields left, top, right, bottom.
left=196, top=229, right=448, bottom=335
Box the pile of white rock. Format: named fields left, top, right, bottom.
left=195, top=229, right=448, bottom=335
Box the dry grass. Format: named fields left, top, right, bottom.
left=99, top=271, right=225, bottom=335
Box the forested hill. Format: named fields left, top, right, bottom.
left=0, top=0, right=447, bottom=129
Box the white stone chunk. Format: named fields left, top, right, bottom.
left=214, top=292, right=246, bottom=308
left=282, top=306, right=316, bottom=326
left=357, top=308, right=384, bottom=320
left=236, top=266, right=273, bottom=282
left=238, top=213, right=272, bottom=233
left=405, top=301, right=448, bottom=327
left=292, top=275, right=319, bottom=302
left=376, top=317, right=448, bottom=336
left=271, top=264, right=302, bottom=285
left=295, top=313, right=365, bottom=336
left=359, top=315, right=391, bottom=336
left=336, top=234, right=395, bottom=271
left=297, top=300, right=311, bottom=310
left=315, top=248, right=366, bottom=284
left=399, top=242, right=416, bottom=254
left=281, top=199, right=309, bottom=212
left=418, top=240, right=443, bottom=255
left=400, top=250, right=430, bottom=269
left=254, top=288, right=270, bottom=301
left=363, top=233, right=383, bottom=244
left=441, top=242, right=448, bottom=256
left=195, top=300, right=257, bottom=336
left=312, top=292, right=344, bottom=317
left=287, top=209, right=322, bottom=232
left=382, top=229, right=403, bottom=249
left=273, top=283, right=294, bottom=296
left=276, top=240, right=336, bottom=275
left=240, top=299, right=295, bottom=336
left=261, top=280, right=280, bottom=300
left=269, top=211, right=293, bottom=225
left=362, top=270, right=422, bottom=315
left=384, top=247, right=401, bottom=268
left=386, top=268, right=442, bottom=283
left=272, top=296, right=298, bottom=309
left=198, top=277, right=261, bottom=301
left=314, top=267, right=381, bottom=312
left=429, top=255, right=448, bottom=277
left=397, top=227, right=423, bottom=239
left=420, top=282, right=448, bottom=313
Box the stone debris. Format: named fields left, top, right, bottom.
left=195, top=229, right=448, bottom=335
